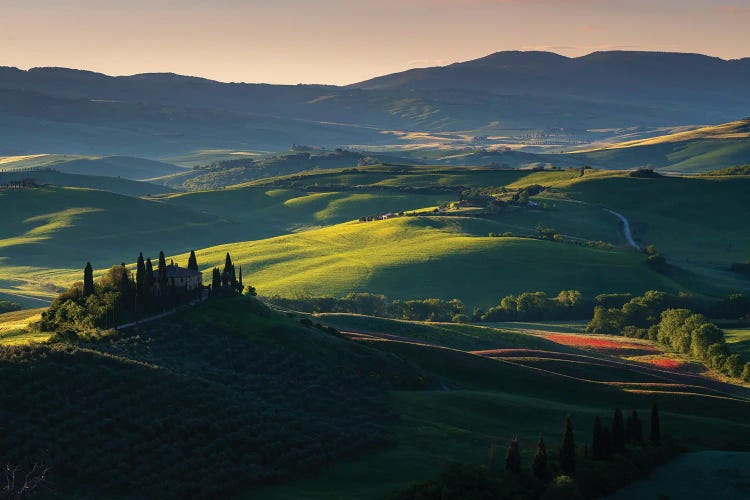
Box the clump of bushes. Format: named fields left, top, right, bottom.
left=629, top=168, right=662, bottom=178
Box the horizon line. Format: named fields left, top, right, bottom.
left=4, top=48, right=748, bottom=87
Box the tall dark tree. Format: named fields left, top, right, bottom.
left=83, top=262, right=95, bottom=297
left=136, top=253, right=146, bottom=297
left=145, top=258, right=155, bottom=297
left=231, top=264, right=237, bottom=288
left=560, top=416, right=576, bottom=476
left=612, top=408, right=625, bottom=454
left=238, top=267, right=243, bottom=286
left=187, top=250, right=198, bottom=272
left=592, top=416, right=604, bottom=460
left=157, top=251, right=168, bottom=296
left=222, top=252, right=233, bottom=288
left=532, top=434, right=548, bottom=481
left=212, top=267, right=221, bottom=293
left=505, top=437, right=521, bottom=475
left=650, top=403, right=661, bottom=445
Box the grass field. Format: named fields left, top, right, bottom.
left=173, top=216, right=684, bottom=307
left=571, top=118, right=750, bottom=172
left=726, top=328, right=750, bottom=358
left=0, top=186, right=444, bottom=301
left=0, top=308, right=50, bottom=345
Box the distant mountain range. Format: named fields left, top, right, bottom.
left=1, top=51, right=749, bottom=156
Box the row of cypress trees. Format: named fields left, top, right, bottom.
left=500, top=404, right=662, bottom=480
left=591, top=404, right=660, bottom=461
left=210, top=252, right=252, bottom=296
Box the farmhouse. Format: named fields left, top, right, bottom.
left=158, top=264, right=203, bottom=292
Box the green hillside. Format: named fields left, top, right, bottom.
left=572, top=119, right=750, bottom=172
left=172, top=216, right=684, bottom=307
left=0, top=297, right=416, bottom=498
left=2, top=168, right=748, bottom=305
left=0, top=185, right=445, bottom=301
left=0, top=154, right=185, bottom=180
left=566, top=175, right=750, bottom=268
left=0, top=170, right=173, bottom=196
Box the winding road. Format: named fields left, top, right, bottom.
left=604, top=209, right=640, bottom=251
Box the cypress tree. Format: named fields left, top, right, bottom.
left=505, top=437, right=521, bottom=475
left=221, top=253, right=231, bottom=288
left=612, top=408, right=625, bottom=454
left=532, top=434, right=548, bottom=481
left=145, top=258, right=155, bottom=296
left=650, top=403, right=661, bottom=445
left=83, top=262, right=95, bottom=297
left=231, top=264, right=237, bottom=288
left=212, top=267, right=221, bottom=293
left=136, top=253, right=146, bottom=297
left=238, top=267, right=243, bottom=286
left=158, top=251, right=169, bottom=298
left=187, top=250, right=198, bottom=272
left=560, top=416, right=576, bottom=476
left=592, top=416, right=603, bottom=460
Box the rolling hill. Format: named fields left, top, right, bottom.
left=0, top=170, right=173, bottom=196
left=2, top=167, right=748, bottom=305
left=0, top=154, right=185, bottom=180
left=2, top=51, right=750, bottom=155
left=572, top=118, right=750, bottom=172
left=0, top=184, right=446, bottom=302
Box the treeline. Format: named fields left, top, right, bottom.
left=479, top=290, right=592, bottom=322
left=268, top=293, right=468, bottom=323
left=393, top=406, right=672, bottom=500
left=587, top=290, right=750, bottom=381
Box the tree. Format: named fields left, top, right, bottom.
left=136, top=253, right=146, bottom=298
left=157, top=251, right=168, bottom=297
left=505, top=437, right=521, bottom=475
left=83, top=262, right=95, bottom=297
left=532, top=434, right=548, bottom=480
left=222, top=252, right=233, bottom=288
left=212, top=267, right=221, bottom=293
left=612, top=408, right=625, bottom=454
left=187, top=250, right=198, bottom=272
left=650, top=403, right=661, bottom=445
left=560, top=416, right=576, bottom=476
left=724, top=354, right=744, bottom=378
left=145, top=258, right=155, bottom=297
left=628, top=410, right=644, bottom=445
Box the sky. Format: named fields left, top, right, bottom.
left=1, top=0, right=748, bottom=85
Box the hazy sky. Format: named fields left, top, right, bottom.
left=1, top=0, right=748, bottom=85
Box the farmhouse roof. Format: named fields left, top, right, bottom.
left=162, top=264, right=202, bottom=278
